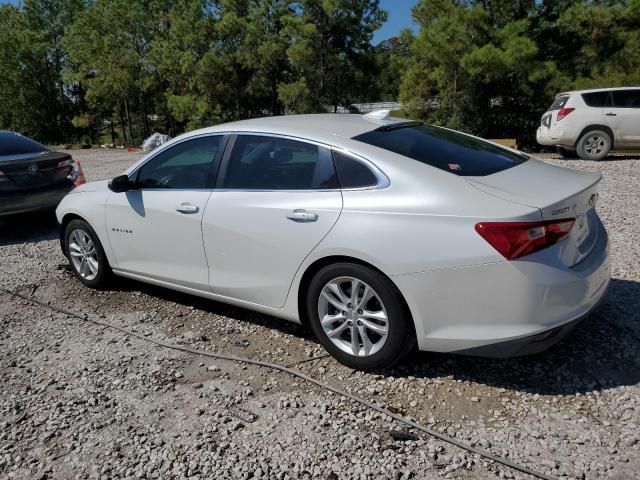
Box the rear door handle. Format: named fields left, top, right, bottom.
left=175, top=203, right=199, bottom=214
left=605, top=113, right=617, bottom=116
left=286, top=209, right=318, bottom=223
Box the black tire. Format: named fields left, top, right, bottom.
left=556, top=147, right=579, bottom=159
left=306, top=263, right=415, bottom=371
left=576, top=129, right=612, bottom=161
left=64, top=219, right=111, bottom=288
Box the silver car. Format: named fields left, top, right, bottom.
left=56, top=111, right=610, bottom=370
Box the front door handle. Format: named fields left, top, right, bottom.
left=175, top=203, right=199, bottom=214
left=286, top=209, right=318, bottom=223
left=605, top=112, right=617, bottom=117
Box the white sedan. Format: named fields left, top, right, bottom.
left=56, top=111, right=611, bottom=370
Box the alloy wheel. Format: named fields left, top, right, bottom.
left=317, top=276, right=389, bottom=357
left=584, top=135, right=606, bottom=156
left=68, top=229, right=99, bottom=281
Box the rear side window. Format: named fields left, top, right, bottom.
left=223, top=135, right=339, bottom=190
left=582, top=91, right=609, bottom=107
left=332, top=151, right=378, bottom=188
left=611, top=90, right=640, bottom=108
left=0, top=133, right=48, bottom=156
left=548, top=96, right=570, bottom=110
left=352, top=124, right=528, bottom=177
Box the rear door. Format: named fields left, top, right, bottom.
left=202, top=134, right=343, bottom=307
left=105, top=135, right=225, bottom=290
left=603, top=89, right=640, bottom=146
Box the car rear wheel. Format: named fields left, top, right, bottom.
left=307, top=263, right=414, bottom=371
left=576, top=130, right=611, bottom=161
left=64, top=219, right=111, bottom=288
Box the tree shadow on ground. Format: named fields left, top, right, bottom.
left=101, top=273, right=639, bottom=396
left=0, top=211, right=59, bottom=246
left=551, top=153, right=640, bottom=162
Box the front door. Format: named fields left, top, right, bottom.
left=106, top=135, right=225, bottom=290
left=604, top=89, right=640, bottom=146
left=202, top=134, right=343, bottom=307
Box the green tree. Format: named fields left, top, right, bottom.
left=64, top=0, right=162, bottom=144
left=0, top=1, right=83, bottom=143
left=280, top=0, right=386, bottom=112
left=374, top=29, right=415, bottom=102
left=400, top=0, right=563, bottom=145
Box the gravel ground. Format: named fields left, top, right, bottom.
left=1, top=149, right=639, bottom=480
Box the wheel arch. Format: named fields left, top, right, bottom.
left=296, top=255, right=416, bottom=339
left=59, top=213, right=86, bottom=256
left=575, top=124, right=615, bottom=147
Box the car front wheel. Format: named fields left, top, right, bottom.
left=576, top=130, right=612, bottom=161
left=307, top=263, right=414, bottom=371
left=64, top=219, right=111, bottom=288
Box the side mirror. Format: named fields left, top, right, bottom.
left=108, top=174, right=134, bottom=193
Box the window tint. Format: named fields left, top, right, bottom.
left=223, top=135, right=339, bottom=190
left=332, top=151, right=379, bottom=188
left=136, top=136, right=221, bottom=189
left=548, top=96, right=569, bottom=110
left=611, top=90, right=640, bottom=108
left=582, top=91, right=609, bottom=108
left=0, top=132, right=48, bottom=156
left=353, top=124, right=528, bottom=177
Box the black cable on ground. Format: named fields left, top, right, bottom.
left=0, top=286, right=558, bottom=480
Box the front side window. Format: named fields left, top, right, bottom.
left=611, top=89, right=640, bottom=108
left=136, top=136, right=222, bottom=189
left=353, top=124, right=528, bottom=177
left=223, top=135, right=339, bottom=190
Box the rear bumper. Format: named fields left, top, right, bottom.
left=453, top=287, right=607, bottom=357
left=394, top=223, right=611, bottom=356
left=0, top=182, right=74, bottom=217
left=536, top=125, right=579, bottom=147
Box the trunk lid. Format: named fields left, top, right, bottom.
left=0, top=151, right=74, bottom=192
left=466, top=158, right=602, bottom=266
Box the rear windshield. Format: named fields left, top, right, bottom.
left=0, top=132, right=48, bottom=157
left=352, top=124, right=528, bottom=176
left=548, top=96, right=570, bottom=110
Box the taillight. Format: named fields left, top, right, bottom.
left=56, top=159, right=74, bottom=168
left=73, top=160, right=86, bottom=186
left=56, top=157, right=86, bottom=186
left=475, top=219, right=575, bottom=260
left=557, top=107, right=575, bottom=121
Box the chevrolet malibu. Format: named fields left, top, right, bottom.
left=56, top=112, right=610, bottom=370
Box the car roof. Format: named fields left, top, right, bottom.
left=557, top=86, right=640, bottom=97
left=188, top=112, right=409, bottom=144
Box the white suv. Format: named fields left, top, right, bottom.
left=537, top=87, right=640, bottom=160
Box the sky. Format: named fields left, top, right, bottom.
left=1, top=0, right=418, bottom=44
left=373, top=0, right=418, bottom=44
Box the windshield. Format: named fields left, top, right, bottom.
left=352, top=124, right=528, bottom=176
